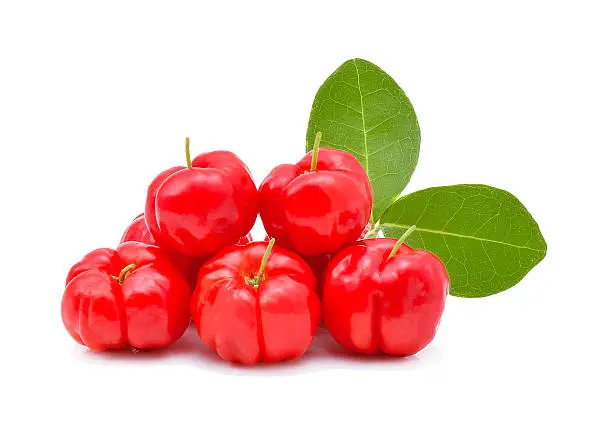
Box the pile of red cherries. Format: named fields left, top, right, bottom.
left=61, top=135, right=449, bottom=365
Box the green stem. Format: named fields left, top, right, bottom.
left=115, top=264, right=136, bottom=285
left=246, top=238, right=276, bottom=288
left=387, top=225, right=416, bottom=260
left=310, top=132, right=322, bottom=171
left=256, top=238, right=275, bottom=281
left=185, top=137, right=192, bottom=169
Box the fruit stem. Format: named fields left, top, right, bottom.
left=310, top=132, right=322, bottom=171
left=253, top=238, right=275, bottom=287
left=245, top=239, right=276, bottom=288
left=115, top=264, right=136, bottom=285
left=387, top=226, right=416, bottom=260
left=185, top=137, right=192, bottom=169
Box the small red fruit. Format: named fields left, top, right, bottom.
left=323, top=228, right=449, bottom=356
left=120, top=213, right=156, bottom=245
left=62, top=241, right=191, bottom=351
left=145, top=138, right=258, bottom=258
left=191, top=239, right=321, bottom=365
left=259, top=132, right=372, bottom=257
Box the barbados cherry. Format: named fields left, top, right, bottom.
left=145, top=138, right=258, bottom=258
left=62, top=241, right=192, bottom=351
left=323, top=227, right=449, bottom=356
left=259, top=132, right=372, bottom=257
left=121, top=213, right=156, bottom=245
left=191, top=239, right=321, bottom=365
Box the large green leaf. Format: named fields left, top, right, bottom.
left=306, top=58, right=420, bottom=222
left=380, top=185, right=547, bottom=297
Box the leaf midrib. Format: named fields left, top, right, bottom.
left=382, top=223, right=546, bottom=253
left=352, top=58, right=369, bottom=176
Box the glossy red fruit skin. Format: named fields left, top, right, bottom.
left=259, top=148, right=372, bottom=257
left=120, top=214, right=252, bottom=290
left=191, top=242, right=321, bottom=365
left=145, top=151, right=258, bottom=258
left=120, top=213, right=156, bottom=245
left=61, top=241, right=192, bottom=351
left=323, top=239, right=449, bottom=356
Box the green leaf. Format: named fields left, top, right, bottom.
left=306, top=58, right=420, bottom=222
left=380, top=185, right=547, bottom=297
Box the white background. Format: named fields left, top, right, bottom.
left=1, top=1, right=611, bottom=423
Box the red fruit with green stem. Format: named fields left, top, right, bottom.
left=61, top=241, right=191, bottom=351
left=191, top=239, right=321, bottom=365
left=259, top=132, right=372, bottom=257
left=145, top=137, right=258, bottom=258
left=323, top=227, right=449, bottom=356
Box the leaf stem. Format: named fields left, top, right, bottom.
left=387, top=225, right=416, bottom=260
left=185, top=137, right=192, bottom=169
left=364, top=222, right=382, bottom=238
left=310, top=132, right=322, bottom=171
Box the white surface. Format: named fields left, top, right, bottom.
left=1, top=1, right=611, bottom=423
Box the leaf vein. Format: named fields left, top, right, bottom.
left=382, top=223, right=546, bottom=253
left=327, top=120, right=363, bottom=132
left=352, top=58, right=369, bottom=176
left=365, top=112, right=402, bottom=134
left=326, top=97, right=362, bottom=114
